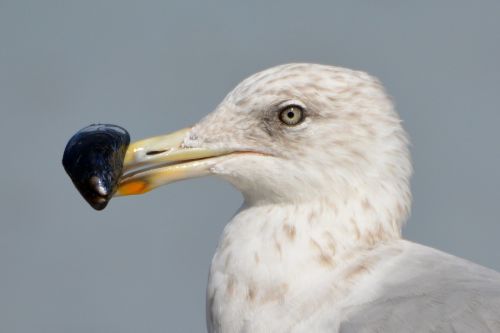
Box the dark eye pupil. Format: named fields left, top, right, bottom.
left=287, top=111, right=294, bottom=118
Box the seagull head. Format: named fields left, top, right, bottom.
left=118, top=63, right=411, bottom=227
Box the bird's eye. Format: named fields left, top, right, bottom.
left=278, top=105, right=304, bottom=126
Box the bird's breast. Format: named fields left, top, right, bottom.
left=205, top=204, right=366, bottom=332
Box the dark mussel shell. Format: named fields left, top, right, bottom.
left=62, top=124, right=130, bottom=210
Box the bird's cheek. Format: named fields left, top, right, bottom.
left=210, top=155, right=249, bottom=177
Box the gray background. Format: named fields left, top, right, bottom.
left=1, top=1, right=499, bottom=332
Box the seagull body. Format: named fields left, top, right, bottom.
left=117, top=64, right=500, bottom=332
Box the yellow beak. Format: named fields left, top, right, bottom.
left=116, top=128, right=231, bottom=196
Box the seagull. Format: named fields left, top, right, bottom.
left=115, top=63, right=500, bottom=332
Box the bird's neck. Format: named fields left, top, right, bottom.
left=207, top=199, right=400, bottom=332
left=210, top=195, right=404, bottom=288
left=207, top=196, right=404, bottom=331
left=216, top=196, right=402, bottom=266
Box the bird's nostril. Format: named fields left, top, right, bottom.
left=146, top=149, right=167, bottom=156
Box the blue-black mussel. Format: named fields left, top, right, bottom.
left=62, top=124, right=130, bottom=210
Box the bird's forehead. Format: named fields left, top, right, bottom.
left=223, top=63, right=381, bottom=109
